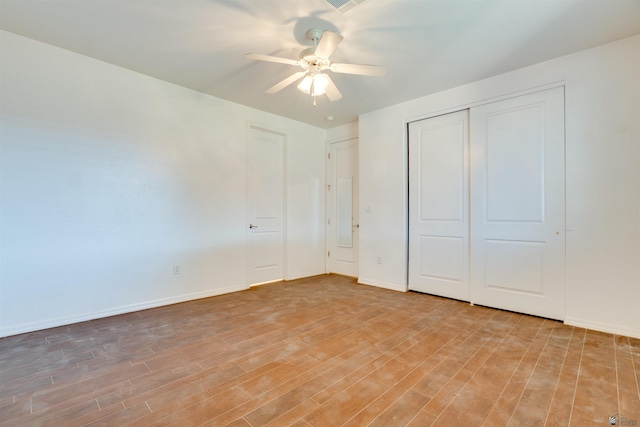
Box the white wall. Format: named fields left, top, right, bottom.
left=327, top=122, right=358, bottom=143
left=359, top=35, right=640, bottom=338
left=0, top=30, right=326, bottom=337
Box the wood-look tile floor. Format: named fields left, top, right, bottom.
left=1, top=275, right=639, bottom=426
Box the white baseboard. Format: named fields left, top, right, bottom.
left=564, top=317, right=640, bottom=339
left=0, top=284, right=248, bottom=338
left=357, top=277, right=407, bottom=293
left=285, top=270, right=327, bottom=281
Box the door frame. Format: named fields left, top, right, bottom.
left=325, top=136, right=359, bottom=277
left=246, top=121, right=288, bottom=286
left=405, top=82, right=566, bottom=291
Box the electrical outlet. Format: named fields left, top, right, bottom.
left=173, top=265, right=181, bottom=275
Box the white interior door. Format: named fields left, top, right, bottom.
left=470, top=87, right=565, bottom=320
left=247, top=124, right=285, bottom=285
left=408, top=110, right=470, bottom=301
left=327, top=138, right=359, bottom=277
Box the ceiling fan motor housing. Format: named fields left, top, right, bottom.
left=299, top=48, right=330, bottom=70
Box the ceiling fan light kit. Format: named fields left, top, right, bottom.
left=297, top=72, right=329, bottom=96
left=246, top=28, right=385, bottom=107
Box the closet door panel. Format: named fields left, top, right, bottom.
left=409, top=110, right=470, bottom=301
left=470, top=87, right=565, bottom=320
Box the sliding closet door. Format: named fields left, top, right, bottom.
left=409, top=110, right=470, bottom=301
left=469, top=87, right=565, bottom=320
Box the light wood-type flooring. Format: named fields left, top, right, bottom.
left=1, top=274, right=639, bottom=426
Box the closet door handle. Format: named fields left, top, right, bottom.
left=249, top=224, right=258, bottom=229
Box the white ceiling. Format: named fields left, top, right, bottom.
left=1, top=0, right=639, bottom=129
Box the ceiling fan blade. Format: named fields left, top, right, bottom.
left=266, top=71, right=307, bottom=94
left=314, top=31, right=344, bottom=58
left=246, top=53, right=300, bottom=66
left=330, top=63, right=386, bottom=77
left=324, top=74, right=343, bottom=102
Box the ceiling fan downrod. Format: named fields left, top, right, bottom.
left=307, top=28, right=323, bottom=47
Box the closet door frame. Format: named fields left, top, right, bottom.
left=406, top=83, right=566, bottom=320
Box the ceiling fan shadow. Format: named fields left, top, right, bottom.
left=290, top=15, right=340, bottom=46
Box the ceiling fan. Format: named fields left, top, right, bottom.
left=246, top=28, right=386, bottom=106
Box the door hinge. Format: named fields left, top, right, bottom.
left=327, top=218, right=330, bottom=225
left=327, top=153, right=331, bottom=160
left=328, top=251, right=331, bottom=257
left=327, top=184, right=331, bottom=191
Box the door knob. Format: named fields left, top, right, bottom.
left=249, top=224, right=258, bottom=229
